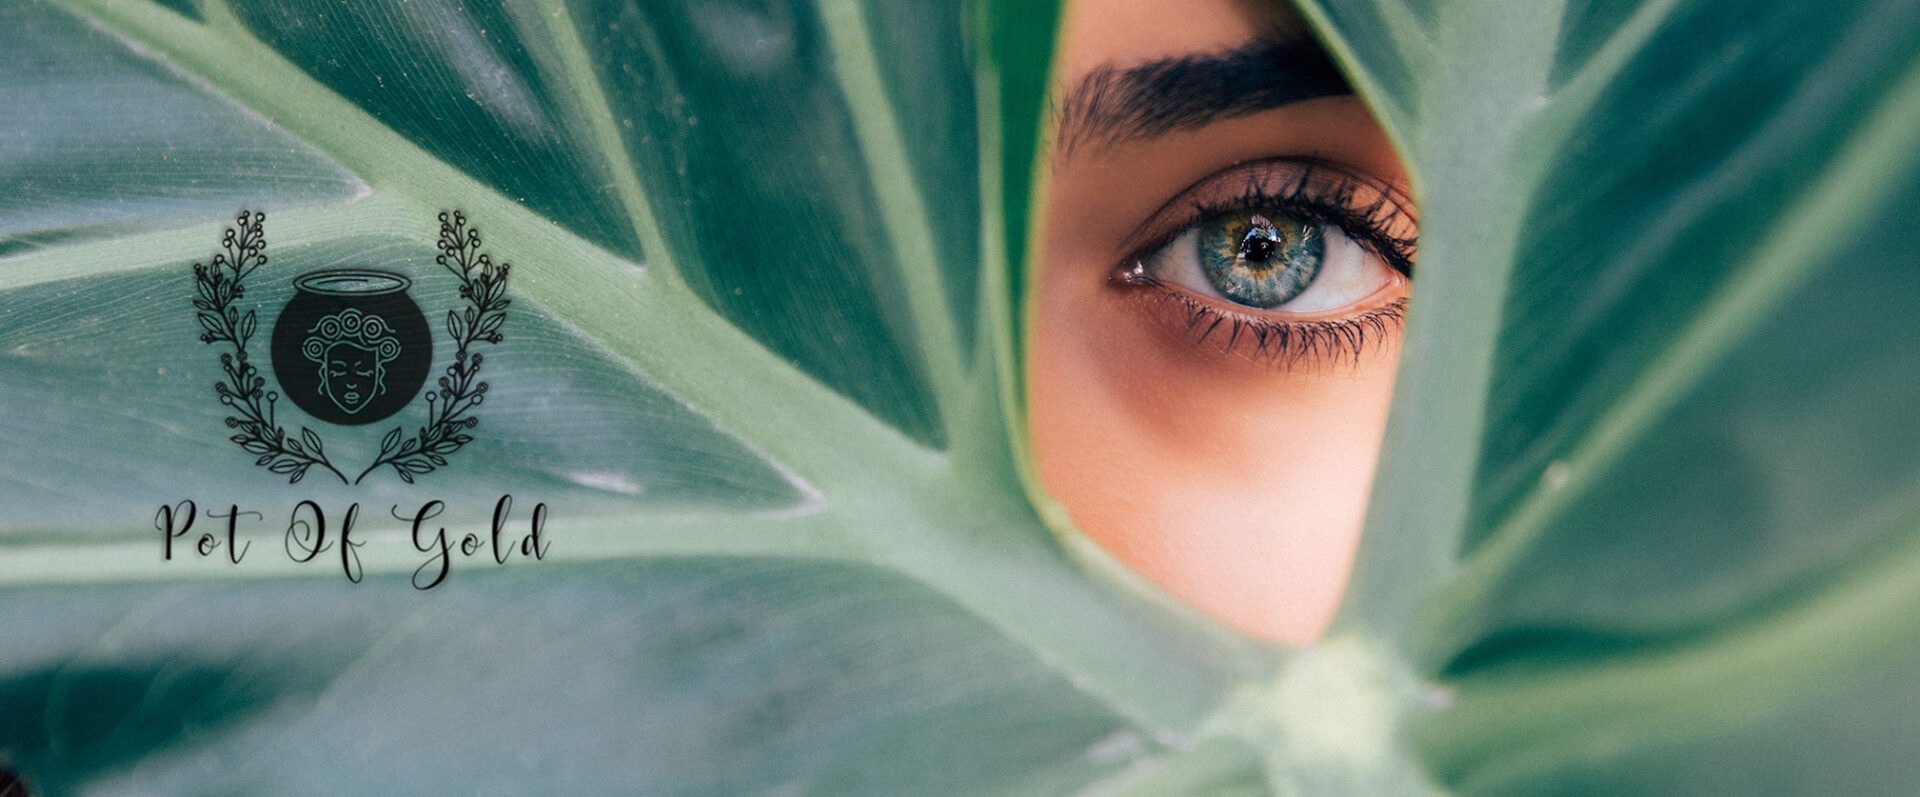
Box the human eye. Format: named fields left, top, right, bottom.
left=1112, top=158, right=1417, bottom=366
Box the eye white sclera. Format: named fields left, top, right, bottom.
left=1153, top=223, right=1395, bottom=315
left=1275, top=227, right=1394, bottom=314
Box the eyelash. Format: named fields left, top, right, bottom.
left=1121, top=279, right=1410, bottom=367
left=1110, top=159, right=1417, bottom=366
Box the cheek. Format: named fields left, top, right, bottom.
left=1028, top=254, right=1400, bottom=642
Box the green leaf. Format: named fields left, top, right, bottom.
left=1300, top=0, right=1920, bottom=792
left=0, top=0, right=1277, bottom=793
left=8, top=0, right=1915, bottom=791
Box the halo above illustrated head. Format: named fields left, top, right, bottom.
left=302, top=308, right=402, bottom=363
left=293, top=269, right=411, bottom=297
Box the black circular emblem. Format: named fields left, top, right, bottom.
left=269, top=269, right=432, bottom=425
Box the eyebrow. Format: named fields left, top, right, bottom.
left=1054, top=39, right=1351, bottom=156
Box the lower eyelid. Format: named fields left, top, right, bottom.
left=1112, top=271, right=1408, bottom=368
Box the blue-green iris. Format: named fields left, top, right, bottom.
left=1197, top=211, right=1323, bottom=308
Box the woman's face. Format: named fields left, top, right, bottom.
left=321, top=342, right=382, bottom=414
left=1029, top=0, right=1416, bottom=643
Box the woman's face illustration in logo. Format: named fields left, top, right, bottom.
left=302, top=308, right=402, bottom=415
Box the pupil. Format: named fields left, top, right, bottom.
left=1242, top=232, right=1277, bottom=263
left=1239, top=214, right=1282, bottom=267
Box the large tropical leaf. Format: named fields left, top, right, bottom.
left=0, top=0, right=1277, bottom=792
left=1303, top=0, right=1920, bottom=792
left=3, top=0, right=1918, bottom=793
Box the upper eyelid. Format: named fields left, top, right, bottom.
left=1118, top=157, right=1418, bottom=261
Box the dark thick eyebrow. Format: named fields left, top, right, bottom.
left=1055, top=39, right=1351, bottom=156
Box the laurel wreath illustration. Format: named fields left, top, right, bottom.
left=191, top=210, right=511, bottom=484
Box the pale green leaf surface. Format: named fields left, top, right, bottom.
left=0, top=4, right=364, bottom=252
left=0, top=560, right=1136, bottom=795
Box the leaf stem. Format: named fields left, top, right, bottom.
left=819, top=0, right=973, bottom=446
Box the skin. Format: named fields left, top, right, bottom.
left=1029, top=0, right=1412, bottom=643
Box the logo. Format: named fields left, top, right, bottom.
left=272, top=273, right=431, bottom=423
left=191, top=210, right=512, bottom=484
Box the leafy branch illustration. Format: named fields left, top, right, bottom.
left=193, top=210, right=349, bottom=485
left=356, top=211, right=510, bottom=484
